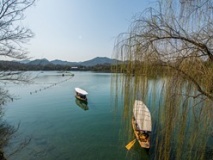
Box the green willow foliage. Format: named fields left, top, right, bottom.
left=113, top=0, right=213, bottom=159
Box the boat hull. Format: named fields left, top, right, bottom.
left=75, top=95, right=87, bottom=103
left=132, top=118, right=150, bottom=148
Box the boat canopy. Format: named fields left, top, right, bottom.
left=133, top=100, right=152, bottom=132
left=75, top=87, right=88, bottom=95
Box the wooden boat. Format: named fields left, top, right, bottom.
left=132, top=100, right=152, bottom=149
left=75, top=87, right=88, bottom=102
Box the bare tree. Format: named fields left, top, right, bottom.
left=0, top=0, right=35, bottom=102
left=0, top=0, right=35, bottom=159
left=0, top=0, right=35, bottom=100
left=0, top=0, right=34, bottom=59
left=114, top=0, right=213, bottom=159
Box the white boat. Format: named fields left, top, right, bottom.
left=132, top=100, right=152, bottom=148
left=75, top=87, right=88, bottom=102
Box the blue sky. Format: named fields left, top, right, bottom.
left=23, top=0, right=153, bottom=62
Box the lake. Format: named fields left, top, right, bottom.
left=3, top=71, right=149, bottom=160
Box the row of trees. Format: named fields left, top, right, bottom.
left=114, top=0, right=213, bottom=159
left=0, top=61, right=112, bottom=72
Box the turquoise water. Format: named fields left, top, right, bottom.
left=3, top=71, right=149, bottom=160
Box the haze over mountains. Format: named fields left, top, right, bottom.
left=19, top=57, right=119, bottom=67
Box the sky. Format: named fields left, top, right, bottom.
left=22, top=0, right=153, bottom=62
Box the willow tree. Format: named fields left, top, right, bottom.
left=114, top=0, right=213, bottom=159
left=0, top=0, right=35, bottom=159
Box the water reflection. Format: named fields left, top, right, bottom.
left=4, top=71, right=212, bottom=160
left=75, top=99, right=89, bottom=111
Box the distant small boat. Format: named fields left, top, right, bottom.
left=75, top=87, right=88, bottom=102
left=62, top=72, right=74, bottom=76
left=132, top=100, right=152, bottom=149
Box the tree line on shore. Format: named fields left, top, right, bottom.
left=0, top=60, right=112, bottom=72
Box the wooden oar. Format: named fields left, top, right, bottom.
left=125, top=139, right=136, bottom=150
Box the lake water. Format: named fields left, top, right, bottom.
left=3, top=71, right=149, bottom=160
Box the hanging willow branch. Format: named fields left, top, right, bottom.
left=113, top=1, right=213, bottom=160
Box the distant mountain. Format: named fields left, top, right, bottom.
left=0, top=57, right=123, bottom=71
left=15, top=57, right=121, bottom=67
left=19, top=59, right=31, bottom=64
left=50, top=59, right=78, bottom=66
left=79, top=57, right=119, bottom=66
left=28, top=58, right=51, bottom=66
